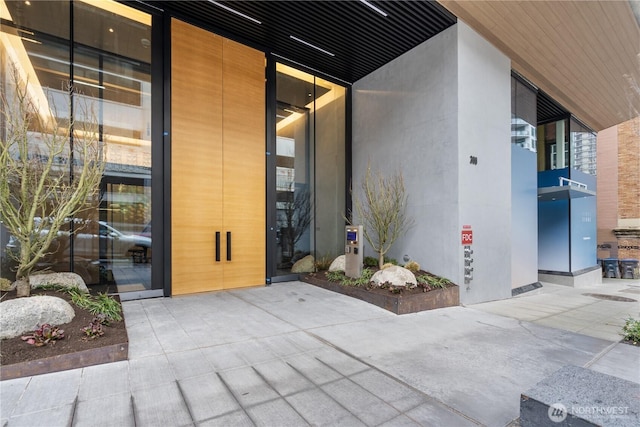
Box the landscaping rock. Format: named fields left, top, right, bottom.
left=0, top=296, right=75, bottom=339
left=371, top=266, right=417, bottom=288
left=292, top=255, right=316, bottom=273
left=29, top=272, right=89, bottom=293
left=328, top=255, right=346, bottom=272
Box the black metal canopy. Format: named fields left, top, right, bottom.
left=141, top=0, right=457, bottom=84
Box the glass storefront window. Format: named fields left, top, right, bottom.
left=1, top=0, right=154, bottom=293
left=274, top=63, right=346, bottom=276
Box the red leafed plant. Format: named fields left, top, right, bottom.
left=21, top=323, right=65, bottom=346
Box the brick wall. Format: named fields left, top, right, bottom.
left=615, top=117, right=640, bottom=260
left=596, top=125, right=618, bottom=258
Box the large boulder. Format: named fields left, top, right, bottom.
left=29, top=272, right=89, bottom=293
left=291, top=255, right=316, bottom=273
left=328, top=255, right=345, bottom=272
left=371, top=265, right=417, bottom=288
left=0, top=296, right=75, bottom=339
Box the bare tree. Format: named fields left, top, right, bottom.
left=349, top=162, right=413, bottom=269
left=279, top=183, right=313, bottom=262
left=0, top=67, right=104, bottom=296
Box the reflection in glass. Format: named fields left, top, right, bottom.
left=511, top=77, right=537, bottom=152
left=570, top=118, right=597, bottom=175
left=274, top=63, right=345, bottom=275
left=0, top=0, right=153, bottom=292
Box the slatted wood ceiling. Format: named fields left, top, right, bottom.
left=439, top=0, right=640, bottom=131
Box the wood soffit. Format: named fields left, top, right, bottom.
left=438, top=0, right=640, bottom=131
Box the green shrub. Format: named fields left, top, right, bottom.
left=416, top=274, right=451, bottom=290
left=326, top=268, right=373, bottom=287
left=69, top=289, right=122, bottom=322
left=622, top=318, right=640, bottom=345
left=326, top=270, right=346, bottom=282
left=364, top=256, right=378, bottom=267
left=343, top=268, right=374, bottom=287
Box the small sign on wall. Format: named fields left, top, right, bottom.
left=461, top=225, right=473, bottom=245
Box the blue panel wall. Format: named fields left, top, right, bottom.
left=569, top=169, right=597, bottom=191
left=511, top=145, right=538, bottom=287
left=538, top=199, right=570, bottom=272
left=570, top=196, right=597, bottom=271
left=538, top=168, right=569, bottom=188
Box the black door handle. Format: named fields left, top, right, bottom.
left=226, top=231, right=231, bottom=261
left=215, top=232, right=220, bottom=262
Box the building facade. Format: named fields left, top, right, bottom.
left=1, top=1, right=638, bottom=302
left=597, top=117, right=640, bottom=266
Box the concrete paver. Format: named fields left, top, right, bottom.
left=2, top=279, right=639, bottom=426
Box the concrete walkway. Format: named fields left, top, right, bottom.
left=1, top=279, right=639, bottom=426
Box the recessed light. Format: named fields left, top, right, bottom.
left=108, top=28, right=114, bottom=33
left=360, top=0, right=388, bottom=17
left=25, top=1, right=31, bottom=5
left=20, top=37, right=41, bottom=44
left=207, top=1, right=261, bottom=25
left=289, top=35, right=335, bottom=57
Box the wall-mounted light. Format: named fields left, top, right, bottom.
left=207, top=0, right=261, bottom=24
left=289, top=35, right=335, bottom=57
left=360, top=0, right=388, bottom=17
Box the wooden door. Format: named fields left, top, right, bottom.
left=171, top=19, right=265, bottom=295
left=222, top=39, right=266, bottom=288
left=171, top=19, right=224, bottom=295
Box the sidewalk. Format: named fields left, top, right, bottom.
left=1, top=279, right=639, bottom=426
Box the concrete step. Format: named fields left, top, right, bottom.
left=520, top=365, right=639, bottom=426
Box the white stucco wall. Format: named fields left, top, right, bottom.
left=352, top=22, right=513, bottom=304
left=456, top=22, right=512, bottom=303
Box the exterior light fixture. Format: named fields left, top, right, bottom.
left=289, top=35, right=335, bottom=57
left=207, top=1, right=261, bottom=25
left=360, top=0, right=388, bottom=17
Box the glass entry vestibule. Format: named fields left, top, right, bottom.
left=1, top=1, right=348, bottom=298
left=273, top=64, right=346, bottom=279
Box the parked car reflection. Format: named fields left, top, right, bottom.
left=6, top=220, right=151, bottom=262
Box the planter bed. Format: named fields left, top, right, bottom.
left=302, top=271, right=459, bottom=315
left=1, top=290, right=128, bottom=381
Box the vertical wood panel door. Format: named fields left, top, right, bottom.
left=222, top=39, right=266, bottom=288
left=171, top=19, right=265, bottom=295
left=171, top=19, right=223, bottom=295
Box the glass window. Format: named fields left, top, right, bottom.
left=570, top=118, right=597, bottom=175
left=1, top=0, right=71, bottom=283
left=511, top=77, right=537, bottom=152
left=1, top=0, right=154, bottom=292
left=274, top=63, right=346, bottom=276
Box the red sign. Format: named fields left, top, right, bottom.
left=461, top=229, right=473, bottom=245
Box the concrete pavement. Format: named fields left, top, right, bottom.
left=1, top=278, right=639, bottom=426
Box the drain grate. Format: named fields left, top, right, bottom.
left=582, top=293, right=638, bottom=302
